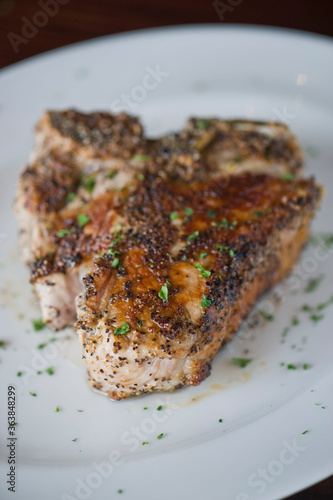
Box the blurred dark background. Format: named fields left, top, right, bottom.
left=0, top=0, right=333, bottom=68
left=0, top=0, right=333, bottom=498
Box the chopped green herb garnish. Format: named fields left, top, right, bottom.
left=36, top=370, right=42, bottom=375
left=114, top=322, right=130, bottom=336
left=229, top=249, right=235, bottom=257
left=37, top=343, right=47, bottom=350
left=220, top=218, right=228, bottom=229
left=137, top=173, right=145, bottom=181
left=195, top=119, right=210, bottom=130
left=304, top=275, right=323, bottom=293
left=46, top=367, right=54, bottom=375
left=207, top=210, right=216, bottom=218
left=56, top=228, right=75, bottom=238
left=253, top=208, right=272, bottom=218
left=32, top=318, right=47, bottom=331
left=280, top=362, right=285, bottom=366
left=72, top=438, right=78, bottom=442
left=138, top=321, right=144, bottom=328
left=157, top=405, right=162, bottom=411
left=310, top=313, right=324, bottom=323
left=77, top=213, right=90, bottom=227
left=259, top=310, right=274, bottom=321
left=287, top=364, right=296, bottom=370
left=303, top=363, right=309, bottom=370
left=0, top=340, right=7, bottom=348
left=201, top=295, right=212, bottom=308
left=218, top=418, right=223, bottom=423
left=199, top=252, right=208, bottom=259
left=170, top=212, right=179, bottom=220
left=117, top=490, right=123, bottom=494
left=187, top=231, right=199, bottom=243
left=132, top=154, right=150, bottom=161
left=17, top=371, right=23, bottom=377
left=232, top=358, right=252, bottom=368
left=185, top=207, right=193, bottom=216
left=77, top=410, right=84, bottom=412
left=66, top=192, right=77, bottom=204
left=201, top=269, right=211, bottom=278
left=143, top=407, right=148, bottom=410
left=55, top=406, right=60, bottom=412
left=83, top=176, right=96, bottom=193
left=158, top=285, right=169, bottom=302
left=282, top=172, right=294, bottom=181
left=108, top=170, right=118, bottom=179
left=29, top=392, right=37, bottom=397
left=112, top=258, right=120, bottom=268
left=291, top=316, right=299, bottom=326
left=142, top=441, right=149, bottom=445
left=157, top=433, right=164, bottom=440
left=217, top=245, right=228, bottom=252
left=302, top=430, right=309, bottom=435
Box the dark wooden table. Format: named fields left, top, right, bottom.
left=0, top=1, right=332, bottom=498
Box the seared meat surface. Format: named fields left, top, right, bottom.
left=15, top=110, right=321, bottom=399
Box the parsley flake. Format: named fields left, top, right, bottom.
left=156, top=405, right=162, bottom=411
left=112, top=257, right=120, bottom=268
left=56, top=228, right=75, bottom=238
left=232, top=358, right=252, bottom=368
left=201, top=295, right=212, bottom=308
left=66, top=192, right=77, bottom=204
left=29, top=392, right=37, bottom=397
left=77, top=213, right=90, bottom=227
left=187, top=231, right=199, bottom=243
left=46, top=367, right=54, bottom=375
left=304, top=275, right=324, bottom=293
left=32, top=318, right=47, bottom=331
left=158, top=285, right=169, bottom=302
left=114, top=323, right=130, bottom=336
left=83, top=176, right=96, bottom=193
left=170, top=212, right=179, bottom=220
left=157, top=433, right=164, bottom=440
left=282, top=172, right=294, bottom=181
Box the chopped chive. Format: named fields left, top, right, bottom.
left=46, top=367, right=54, bottom=375
left=218, top=418, right=223, bottom=423
left=55, top=406, right=60, bottom=412
left=17, top=371, right=23, bottom=377
left=29, top=392, right=37, bottom=397
left=287, top=364, right=296, bottom=370
left=199, top=252, right=208, bottom=258
left=303, top=363, right=309, bottom=370
left=111, top=258, right=120, bottom=268
left=259, top=310, right=274, bottom=321
left=142, top=441, right=149, bottom=445
left=72, top=438, right=78, bottom=442
left=157, top=433, right=164, bottom=440
left=302, top=430, right=309, bottom=435
left=185, top=207, right=193, bottom=216
left=229, top=249, right=235, bottom=257
left=37, top=343, right=47, bottom=350
left=195, top=119, right=210, bottom=129
left=137, top=173, right=145, bottom=181
left=170, top=212, right=179, bottom=220
left=157, top=405, right=162, bottom=411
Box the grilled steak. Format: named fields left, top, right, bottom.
left=15, top=110, right=321, bottom=398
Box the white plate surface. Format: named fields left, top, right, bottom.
left=0, top=25, right=333, bottom=500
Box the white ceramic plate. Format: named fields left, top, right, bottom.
left=0, top=25, right=333, bottom=500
